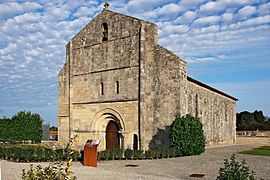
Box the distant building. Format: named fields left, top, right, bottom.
left=58, top=4, right=237, bottom=151
left=48, top=130, right=58, bottom=141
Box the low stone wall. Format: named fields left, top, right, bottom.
left=256, top=131, right=270, bottom=137
left=236, top=136, right=270, bottom=146
left=41, top=141, right=63, bottom=149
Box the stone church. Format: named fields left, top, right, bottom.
left=58, top=4, right=237, bottom=151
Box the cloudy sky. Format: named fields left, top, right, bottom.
left=0, top=0, right=269, bottom=126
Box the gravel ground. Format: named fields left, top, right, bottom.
left=1, top=144, right=270, bottom=180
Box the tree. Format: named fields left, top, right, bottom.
left=11, top=111, right=43, bottom=142
left=236, top=110, right=270, bottom=131
left=0, top=111, right=43, bottom=143
left=253, top=110, right=265, bottom=123
left=236, top=111, right=254, bottom=131
left=49, top=126, right=58, bottom=131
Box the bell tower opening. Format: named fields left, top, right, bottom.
left=102, top=23, right=108, bottom=41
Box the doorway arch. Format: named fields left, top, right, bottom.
left=90, top=108, right=125, bottom=150
left=106, top=121, right=119, bottom=150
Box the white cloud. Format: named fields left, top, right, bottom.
left=199, top=0, right=254, bottom=15
left=192, top=16, right=221, bottom=27
left=174, top=11, right=197, bottom=24
left=200, top=25, right=220, bottom=33
left=126, top=0, right=168, bottom=13
left=158, top=22, right=190, bottom=37
left=236, top=5, right=257, bottom=20
left=178, top=0, right=208, bottom=11
left=199, top=1, right=225, bottom=13
left=222, top=12, right=233, bottom=22
left=0, top=43, right=17, bottom=56
left=0, top=2, right=42, bottom=18
left=221, top=15, right=270, bottom=31
left=44, top=6, right=70, bottom=21
left=13, top=13, right=41, bottom=24
left=258, top=2, right=270, bottom=16
left=74, top=6, right=99, bottom=17
left=186, top=56, right=217, bottom=64
left=157, top=3, right=183, bottom=16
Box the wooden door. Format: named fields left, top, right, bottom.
left=106, top=121, right=119, bottom=150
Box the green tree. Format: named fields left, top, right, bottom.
left=236, top=110, right=269, bottom=131
left=236, top=111, right=254, bottom=131
left=253, top=110, right=265, bottom=123
left=0, top=111, right=43, bottom=143
left=169, top=114, right=205, bottom=156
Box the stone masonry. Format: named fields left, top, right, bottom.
left=58, top=6, right=237, bottom=151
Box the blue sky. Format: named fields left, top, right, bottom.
left=0, top=0, right=269, bottom=126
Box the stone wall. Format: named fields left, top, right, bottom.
left=71, top=101, right=138, bottom=151
left=140, top=43, right=187, bottom=150
left=58, top=43, right=70, bottom=145
left=187, top=80, right=236, bottom=146
left=71, top=67, right=138, bottom=103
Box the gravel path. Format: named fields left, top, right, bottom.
left=1, top=144, right=270, bottom=180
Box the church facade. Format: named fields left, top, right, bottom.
left=58, top=7, right=237, bottom=151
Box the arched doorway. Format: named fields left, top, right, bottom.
left=106, top=121, right=119, bottom=150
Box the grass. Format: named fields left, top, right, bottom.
left=240, top=146, right=270, bottom=156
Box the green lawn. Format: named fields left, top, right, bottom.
left=240, top=146, right=270, bottom=156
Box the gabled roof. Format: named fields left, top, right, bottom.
left=69, top=8, right=156, bottom=44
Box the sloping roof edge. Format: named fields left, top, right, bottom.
left=105, top=9, right=156, bottom=26
left=67, top=9, right=156, bottom=46
left=187, top=76, right=238, bottom=101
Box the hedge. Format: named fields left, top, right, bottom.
left=0, top=145, right=80, bottom=162
left=97, top=148, right=183, bottom=161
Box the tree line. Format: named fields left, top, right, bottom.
left=236, top=110, right=270, bottom=131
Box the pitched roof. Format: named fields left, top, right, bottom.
left=187, top=76, right=238, bottom=101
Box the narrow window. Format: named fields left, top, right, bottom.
left=195, top=94, right=199, bottom=117
left=225, top=104, right=227, bottom=121
left=133, top=134, right=138, bottom=150
left=102, top=23, right=108, bottom=41
left=100, top=82, right=104, bottom=95
left=116, top=81, right=119, bottom=94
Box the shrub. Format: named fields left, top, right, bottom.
left=144, top=150, right=154, bottom=159
left=160, top=148, right=167, bottom=159
left=72, top=151, right=80, bottom=161
left=169, top=114, right=205, bottom=156
left=22, top=163, right=69, bottom=180
left=152, top=149, right=161, bottom=159
left=217, top=154, right=256, bottom=180
left=0, top=145, right=79, bottom=162
left=22, top=139, right=78, bottom=180
left=133, top=150, right=143, bottom=160
left=97, top=150, right=110, bottom=160
left=96, top=147, right=183, bottom=161
left=55, top=149, right=65, bottom=161
left=110, top=149, right=123, bottom=160
left=124, top=149, right=133, bottom=160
